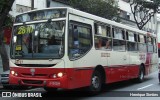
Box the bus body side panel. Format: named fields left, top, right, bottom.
left=65, top=67, right=93, bottom=89
left=145, top=53, right=152, bottom=75
left=150, top=53, right=158, bottom=73
left=144, top=53, right=158, bottom=75
left=66, top=14, right=95, bottom=89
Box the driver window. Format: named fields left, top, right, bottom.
left=68, top=21, right=92, bottom=59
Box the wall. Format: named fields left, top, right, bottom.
left=10, top=0, right=47, bottom=16
left=50, top=1, right=69, bottom=7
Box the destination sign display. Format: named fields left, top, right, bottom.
left=15, top=9, right=67, bottom=23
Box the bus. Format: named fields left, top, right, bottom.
left=9, top=7, right=158, bottom=92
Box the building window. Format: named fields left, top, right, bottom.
left=16, top=4, right=31, bottom=13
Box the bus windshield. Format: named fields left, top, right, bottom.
left=11, top=20, right=65, bottom=59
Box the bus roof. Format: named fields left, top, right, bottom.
left=67, top=7, right=156, bottom=38
left=16, top=7, right=156, bottom=38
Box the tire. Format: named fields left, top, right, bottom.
left=136, top=66, right=145, bottom=83
left=44, top=87, right=57, bottom=92
left=88, top=70, right=102, bottom=94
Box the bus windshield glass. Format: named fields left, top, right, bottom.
left=11, top=20, right=65, bottom=59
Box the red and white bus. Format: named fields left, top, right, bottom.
left=9, top=7, right=158, bottom=92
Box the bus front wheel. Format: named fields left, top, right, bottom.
left=88, top=70, right=102, bottom=93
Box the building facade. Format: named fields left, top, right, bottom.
left=10, top=0, right=47, bottom=17
left=118, top=0, right=157, bottom=34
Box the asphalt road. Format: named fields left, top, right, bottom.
left=0, top=71, right=159, bottom=100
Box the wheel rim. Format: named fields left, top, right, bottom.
left=92, top=76, right=100, bottom=89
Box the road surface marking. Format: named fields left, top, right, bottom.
left=137, top=84, right=153, bottom=90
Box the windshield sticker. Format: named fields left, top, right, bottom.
left=16, top=45, right=22, bottom=51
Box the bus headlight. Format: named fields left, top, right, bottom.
left=53, top=74, right=57, bottom=78
left=50, top=72, right=64, bottom=78
left=11, top=71, right=15, bottom=75
left=57, top=72, right=63, bottom=78
left=14, top=72, right=18, bottom=76
left=11, top=71, right=18, bottom=76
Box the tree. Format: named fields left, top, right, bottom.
left=130, top=0, right=160, bottom=30
left=69, top=0, right=119, bottom=20
left=0, top=0, right=15, bottom=71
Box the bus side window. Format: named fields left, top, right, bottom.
left=113, top=27, right=126, bottom=51
left=107, top=26, right=111, bottom=37
left=154, top=38, right=157, bottom=53
left=112, top=28, right=115, bottom=38
left=147, top=37, right=154, bottom=53
left=122, top=30, right=125, bottom=40
left=73, top=25, right=79, bottom=48
left=95, top=37, right=102, bottom=49
left=94, top=23, right=98, bottom=34
left=68, top=24, right=73, bottom=49
left=95, top=37, right=112, bottom=50
left=126, top=31, right=129, bottom=40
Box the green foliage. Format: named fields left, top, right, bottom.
left=0, top=0, right=8, bottom=13
left=4, top=15, right=14, bottom=28
left=69, top=0, right=119, bottom=20
left=0, top=0, right=14, bottom=28
left=131, top=0, right=160, bottom=13
left=130, top=0, right=160, bottom=30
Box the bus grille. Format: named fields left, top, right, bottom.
left=22, top=80, right=43, bottom=85
left=21, top=73, right=48, bottom=78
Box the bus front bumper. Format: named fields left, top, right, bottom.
left=9, top=67, right=69, bottom=89
left=9, top=74, right=68, bottom=89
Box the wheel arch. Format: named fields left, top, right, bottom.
left=93, top=65, right=106, bottom=84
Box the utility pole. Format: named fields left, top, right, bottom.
left=31, top=0, right=34, bottom=10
